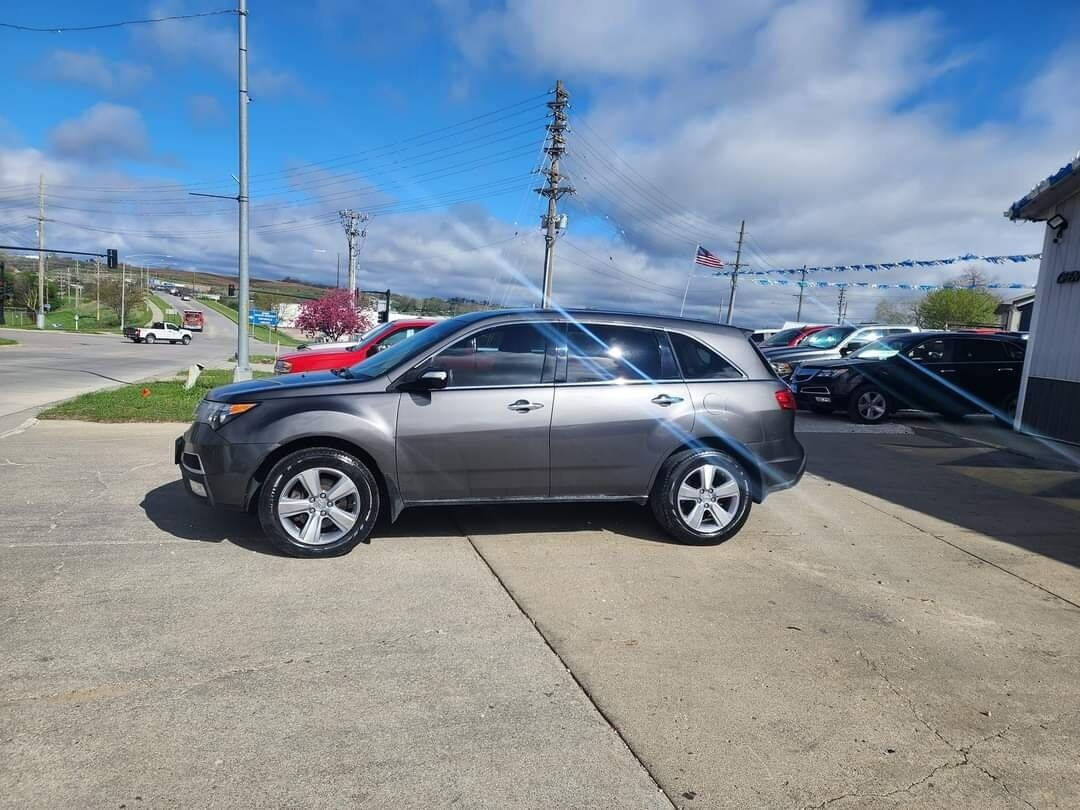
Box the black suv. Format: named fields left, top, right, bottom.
left=789, top=332, right=1026, bottom=423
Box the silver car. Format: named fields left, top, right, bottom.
left=176, top=310, right=806, bottom=557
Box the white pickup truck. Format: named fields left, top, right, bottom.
left=124, top=321, right=192, bottom=345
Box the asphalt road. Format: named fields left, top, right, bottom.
left=0, top=291, right=271, bottom=432
left=1, top=415, right=1077, bottom=808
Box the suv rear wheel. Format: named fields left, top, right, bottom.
left=257, top=448, right=380, bottom=557
left=650, top=449, right=752, bottom=544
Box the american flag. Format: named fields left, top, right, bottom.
left=695, top=245, right=725, bottom=269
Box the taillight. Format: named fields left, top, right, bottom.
left=774, top=388, right=796, bottom=411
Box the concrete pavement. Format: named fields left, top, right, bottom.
left=1, top=417, right=1077, bottom=808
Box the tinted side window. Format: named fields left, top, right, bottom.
left=907, top=338, right=948, bottom=362
left=669, top=332, right=742, bottom=380
left=955, top=339, right=1006, bottom=362
left=434, top=324, right=551, bottom=387
left=1002, top=341, right=1026, bottom=360
left=378, top=328, right=415, bottom=349
left=565, top=325, right=670, bottom=383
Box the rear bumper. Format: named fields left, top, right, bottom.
left=175, top=424, right=274, bottom=510
left=751, top=434, right=806, bottom=500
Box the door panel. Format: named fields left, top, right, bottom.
left=396, top=387, right=552, bottom=500
left=550, top=323, right=693, bottom=497
left=395, top=322, right=556, bottom=501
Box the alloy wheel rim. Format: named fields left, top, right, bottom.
left=676, top=463, right=740, bottom=534
left=858, top=391, right=886, bottom=420
left=277, top=467, right=361, bottom=546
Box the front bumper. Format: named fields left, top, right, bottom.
left=175, top=424, right=275, bottom=510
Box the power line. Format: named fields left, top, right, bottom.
left=0, top=9, right=236, bottom=33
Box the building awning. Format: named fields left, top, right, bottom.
left=1006, top=151, right=1080, bottom=221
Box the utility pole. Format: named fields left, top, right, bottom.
left=836, top=285, right=848, bottom=324
left=235, top=0, right=252, bottom=381
left=795, top=264, right=807, bottom=321
left=37, top=175, right=45, bottom=329
left=95, top=259, right=101, bottom=320
left=120, top=263, right=127, bottom=330
left=339, top=210, right=369, bottom=304
left=537, top=80, right=573, bottom=308
left=724, top=219, right=746, bottom=325
left=336, top=252, right=340, bottom=288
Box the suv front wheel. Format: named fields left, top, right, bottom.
left=650, top=450, right=752, bottom=544
left=258, top=448, right=380, bottom=557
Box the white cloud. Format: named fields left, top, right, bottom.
left=39, top=49, right=152, bottom=94
left=132, top=3, right=305, bottom=98
left=48, top=104, right=151, bottom=163
left=439, top=0, right=1067, bottom=323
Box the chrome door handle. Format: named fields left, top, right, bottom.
left=996, top=367, right=1015, bottom=372
left=939, top=369, right=956, bottom=374
left=651, top=394, right=684, bottom=406
left=507, top=399, right=544, bottom=412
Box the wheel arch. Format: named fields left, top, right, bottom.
left=650, top=437, right=766, bottom=503
left=245, top=435, right=401, bottom=521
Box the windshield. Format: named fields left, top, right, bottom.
left=851, top=336, right=909, bottom=360
left=345, top=317, right=460, bottom=379
left=760, top=328, right=804, bottom=347
left=803, top=326, right=853, bottom=348
left=345, top=321, right=395, bottom=351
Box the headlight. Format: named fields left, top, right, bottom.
left=815, top=368, right=848, bottom=378
left=196, top=400, right=258, bottom=430
left=274, top=360, right=292, bottom=374
left=771, top=361, right=793, bottom=377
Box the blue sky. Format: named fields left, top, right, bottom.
left=1, top=0, right=1077, bottom=324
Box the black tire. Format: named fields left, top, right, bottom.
left=145, top=334, right=156, bottom=344
left=848, top=384, right=891, bottom=424
left=996, top=393, right=1019, bottom=425
left=257, top=448, right=380, bottom=558
left=649, top=449, right=752, bottom=545
left=181, top=335, right=191, bottom=344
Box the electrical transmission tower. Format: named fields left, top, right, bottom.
left=339, top=210, right=370, bottom=303
left=836, top=285, right=849, bottom=324
left=536, top=80, right=574, bottom=308
left=724, top=220, right=746, bottom=324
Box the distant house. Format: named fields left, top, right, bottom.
left=1005, top=151, right=1080, bottom=445
left=995, top=291, right=1035, bottom=332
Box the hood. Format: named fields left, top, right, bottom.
left=279, top=344, right=357, bottom=362
left=207, top=371, right=367, bottom=403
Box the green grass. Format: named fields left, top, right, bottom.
left=148, top=293, right=180, bottom=324
left=5, top=296, right=149, bottom=333
left=0, top=337, right=17, bottom=346
left=247, top=354, right=279, bottom=364
left=39, top=369, right=273, bottom=423
left=201, top=297, right=302, bottom=346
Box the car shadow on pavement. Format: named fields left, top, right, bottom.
left=139, top=480, right=284, bottom=556
left=802, top=423, right=1080, bottom=570
left=141, top=479, right=680, bottom=552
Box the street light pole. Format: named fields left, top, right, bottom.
left=234, top=0, right=252, bottom=381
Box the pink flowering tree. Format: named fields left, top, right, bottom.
left=294, top=290, right=375, bottom=341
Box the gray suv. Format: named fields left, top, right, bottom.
left=176, top=310, right=805, bottom=557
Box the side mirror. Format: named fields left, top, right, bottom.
left=401, top=368, right=449, bottom=392
left=840, top=342, right=862, bottom=356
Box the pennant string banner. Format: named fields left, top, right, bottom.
left=718, top=252, right=1041, bottom=276
left=752, top=279, right=1035, bottom=290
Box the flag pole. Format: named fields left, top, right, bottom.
left=680, top=245, right=698, bottom=317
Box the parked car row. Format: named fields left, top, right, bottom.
left=783, top=331, right=1026, bottom=423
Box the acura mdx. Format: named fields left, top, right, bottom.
left=176, top=310, right=805, bottom=557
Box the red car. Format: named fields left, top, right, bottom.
left=274, top=319, right=436, bottom=374
left=758, top=324, right=829, bottom=348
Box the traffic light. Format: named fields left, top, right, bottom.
left=106, top=249, right=118, bottom=269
